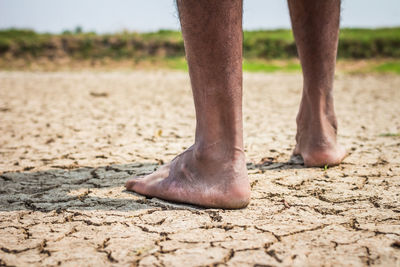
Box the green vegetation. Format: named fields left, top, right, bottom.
left=1, top=27, right=400, bottom=59
left=338, top=28, right=400, bottom=58
left=0, top=29, right=185, bottom=59
left=373, top=61, right=400, bottom=74
left=0, top=28, right=400, bottom=73
left=379, top=132, right=400, bottom=137
left=243, top=28, right=400, bottom=58
left=164, top=57, right=188, bottom=71
left=164, top=58, right=301, bottom=73
left=243, top=60, right=301, bottom=73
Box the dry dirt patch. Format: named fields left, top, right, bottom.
left=0, top=71, right=399, bottom=266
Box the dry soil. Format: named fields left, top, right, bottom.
left=0, top=71, right=399, bottom=266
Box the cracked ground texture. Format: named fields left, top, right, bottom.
left=0, top=70, right=399, bottom=267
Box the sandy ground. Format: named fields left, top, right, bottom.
left=0, top=70, right=399, bottom=266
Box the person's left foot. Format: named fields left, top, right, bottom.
left=293, top=105, right=347, bottom=167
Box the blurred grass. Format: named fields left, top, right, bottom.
left=373, top=61, right=400, bottom=74
left=164, top=57, right=188, bottom=71
left=163, top=58, right=302, bottom=73
left=164, top=58, right=400, bottom=74
left=243, top=60, right=301, bottom=72
left=379, top=132, right=400, bottom=137
left=1, top=28, right=400, bottom=73
left=1, top=27, right=400, bottom=59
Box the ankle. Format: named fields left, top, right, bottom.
left=193, top=141, right=245, bottom=163
left=297, top=94, right=337, bottom=128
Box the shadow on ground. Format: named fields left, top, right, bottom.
left=0, top=160, right=305, bottom=212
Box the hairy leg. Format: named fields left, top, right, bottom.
left=126, top=0, right=250, bottom=208
left=288, top=0, right=346, bottom=167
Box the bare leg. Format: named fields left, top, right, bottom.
left=126, top=0, right=250, bottom=208
left=288, top=0, right=346, bottom=167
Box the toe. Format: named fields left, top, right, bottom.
left=125, top=177, right=149, bottom=195
left=125, top=178, right=137, bottom=191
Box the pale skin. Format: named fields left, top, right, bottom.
left=126, top=0, right=347, bottom=209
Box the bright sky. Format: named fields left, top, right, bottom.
left=0, top=0, right=400, bottom=33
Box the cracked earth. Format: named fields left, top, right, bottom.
left=0, top=71, right=399, bottom=266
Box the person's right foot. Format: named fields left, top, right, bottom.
left=125, top=145, right=250, bottom=209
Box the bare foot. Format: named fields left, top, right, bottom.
left=293, top=110, right=347, bottom=167
left=125, top=145, right=250, bottom=209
